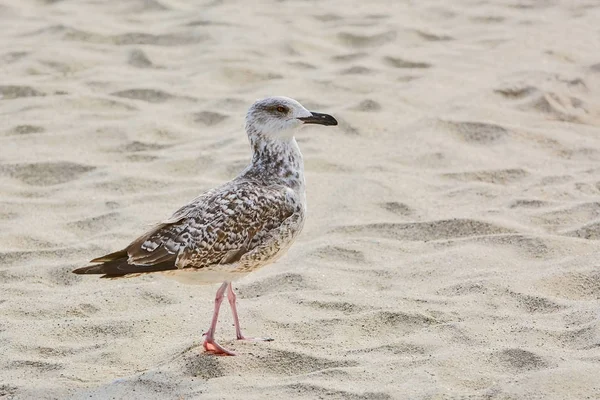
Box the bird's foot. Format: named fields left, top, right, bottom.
left=203, top=337, right=236, bottom=356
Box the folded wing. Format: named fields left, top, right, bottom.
left=73, top=182, right=295, bottom=278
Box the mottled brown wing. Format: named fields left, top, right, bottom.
left=74, top=181, right=294, bottom=277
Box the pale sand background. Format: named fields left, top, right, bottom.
left=2, top=0, right=600, bottom=399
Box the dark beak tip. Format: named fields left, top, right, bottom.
left=323, top=116, right=338, bottom=126
left=299, top=111, right=338, bottom=126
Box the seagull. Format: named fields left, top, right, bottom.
left=73, top=96, right=338, bottom=355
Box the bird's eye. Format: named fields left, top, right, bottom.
left=276, top=106, right=286, bottom=113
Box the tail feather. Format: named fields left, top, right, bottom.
left=73, top=255, right=177, bottom=278
left=73, top=264, right=112, bottom=275
left=89, top=249, right=128, bottom=263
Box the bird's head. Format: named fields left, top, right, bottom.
left=245, top=96, right=337, bottom=140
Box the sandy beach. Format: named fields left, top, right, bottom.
left=2, top=0, right=600, bottom=398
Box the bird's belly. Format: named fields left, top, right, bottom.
left=159, top=267, right=251, bottom=286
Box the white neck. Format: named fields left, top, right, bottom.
left=242, top=133, right=305, bottom=194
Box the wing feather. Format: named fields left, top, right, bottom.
left=74, top=181, right=296, bottom=277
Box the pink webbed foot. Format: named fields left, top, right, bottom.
left=202, top=335, right=236, bottom=356
left=202, top=282, right=236, bottom=356
left=201, top=281, right=274, bottom=356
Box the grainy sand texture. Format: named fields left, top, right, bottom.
left=2, top=0, right=600, bottom=399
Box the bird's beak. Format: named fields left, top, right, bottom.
left=297, top=112, right=338, bottom=126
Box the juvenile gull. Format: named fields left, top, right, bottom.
left=73, top=96, right=337, bottom=355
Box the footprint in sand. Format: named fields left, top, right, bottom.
left=380, top=201, right=413, bottom=216
left=235, top=273, right=314, bottom=299
left=5, top=125, right=45, bottom=135
left=352, top=99, right=381, bottom=112
left=442, top=168, right=528, bottom=184
left=193, top=111, right=229, bottom=126
left=127, top=49, right=155, bottom=68
left=336, top=219, right=514, bottom=241
left=0, top=161, right=95, bottom=186
left=337, top=31, right=396, bottom=48
left=442, top=120, right=509, bottom=144
left=565, top=222, right=600, bottom=240
left=112, top=89, right=194, bottom=104
left=332, top=52, right=368, bottom=63
left=491, top=348, right=551, bottom=372
left=0, top=85, right=45, bottom=100
left=340, top=66, right=374, bottom=75
left=383, top=56, right=431, bottom=69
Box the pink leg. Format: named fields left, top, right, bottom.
left=203, top=281, right=236, bottom=356
left=227, top=283, right=272, bottom=342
